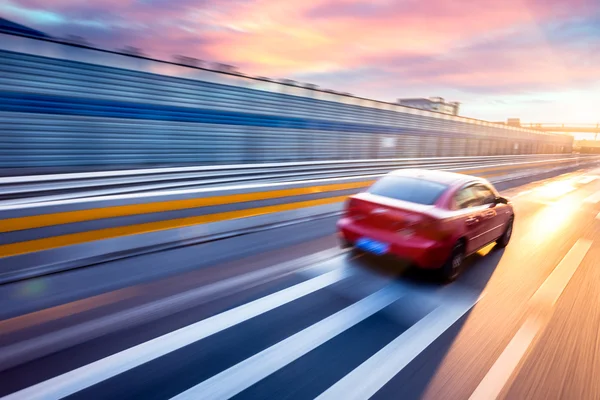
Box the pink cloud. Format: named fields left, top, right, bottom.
left=196, top=0, right=597, bottom=77
left=3, top=0, right=600, bottom=122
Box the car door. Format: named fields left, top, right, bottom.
left=453, top=185, right=489, bottom=253
left=472, top=183, right=506, bottom=245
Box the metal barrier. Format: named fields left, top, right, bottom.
left=0, top=154, right=589, bottom=205
left=1, top=154, right=599, bottom=284
left=0, top=32, right=573, bottom=170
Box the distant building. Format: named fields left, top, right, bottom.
left=507, top=118, right=521, bottom=127
left=397, top=97, right=460, bottom=115
left=0, top=18, right=50, bottom=38
left=494, top=119, right=523, bottom=127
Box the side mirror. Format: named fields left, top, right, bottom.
left=495, top=196, right=509, bottom=204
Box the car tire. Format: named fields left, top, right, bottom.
left=349, top=247, right=362, bottom=257
left=496, top=217, right=514, bottom=249
left=339, top=238, right=352, bottom=249
left=440, top=241, right=465, bottom=282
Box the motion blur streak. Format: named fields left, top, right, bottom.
left=0, top=289, right=138, bottom=335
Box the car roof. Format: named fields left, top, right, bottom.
left=388, top=168, right=485, bottom=186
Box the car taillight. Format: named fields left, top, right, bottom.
left=345, top=197, right=361, bottom=218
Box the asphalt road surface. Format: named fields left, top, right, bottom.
left=1, top=168, right=600, bottom=400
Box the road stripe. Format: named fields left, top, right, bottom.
left=0, top=248, right=347, bottom=373
left=172, top=283, right=408, bottom=400
left=596, top=211, right=600, bottom=220
left=469, top=239, right=592, bottom=400
left=529, top=200, right=556, bottom=206
left=468, top=317, right=542, bottom=400
left=0, top=268, right=350, bottom=400
left=529, top=239, right=592, bottom=307
left=578, top=175, right=598, bottom=184
left=514, top=190, right=533, bottom=197
left=0, top=195, right=348, bottom=258
left=584, top=191, right=600, bottom=204
left=315, top=290, right=482, bottom=400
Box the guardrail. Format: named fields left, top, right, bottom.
left=0, top=154, right=591, bottom=205
left=1, top=154, right=599, bottom=284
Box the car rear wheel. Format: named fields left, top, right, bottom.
left=496, top=217, right=514, bottom=248
left=440, top=242, right=465, bottom=282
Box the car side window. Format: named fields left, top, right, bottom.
left=454, top=186, right=480, bottom=209
left=473, top=184, right=496, bottom=205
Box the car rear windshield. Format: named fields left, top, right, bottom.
left=368, top=175, right=448, bottom=205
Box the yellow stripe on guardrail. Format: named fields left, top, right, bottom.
left=0, top=181, right=374, bottom=233
left=0, top=158, right=576, bottom=234
left=0, top=158, right=587, bottom=258
left=0, top=196, right=350, bottom=258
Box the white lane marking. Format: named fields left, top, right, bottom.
left=171, top=284, right=407, bottom=400
left=535, top=182, right=576, bottom=199
left=584, top=191, right=600, bottom=203
left=0, top=268, right=351, bottom=400
left=469, top=239, right=592, bottom=400
left=578, top=175, right=598, bottom=184
left=596, top=212, right=600, bottom=220
left=513, top=190, right=533, bottom=198
left=0, top=248, right=347, bottom=373
left=468, top=317, right=542, bottom=400
left=316, top=291, right=482, bottom=400
left=529, top=239, right=592, bottom=307
left=530, top=200, right=556, bottom=206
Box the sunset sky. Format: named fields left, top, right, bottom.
left=2, top=0, right=599, bottom=126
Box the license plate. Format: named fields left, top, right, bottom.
left=356, top=238, right=389, bottom=255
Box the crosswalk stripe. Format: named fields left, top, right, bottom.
left=171, top=283, right=408, bottom=400
left=0, top=268, right=351, bottom=400
left=315, top=291, right=481, bottom=400
left=0, top=248, right=347, bottom=373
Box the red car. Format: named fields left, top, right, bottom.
left=337, top=169, right=514, bottom=280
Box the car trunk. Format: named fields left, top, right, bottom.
left=347, top=193, right=436, bottom=232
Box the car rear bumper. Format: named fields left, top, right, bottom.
left=337, top=217, right=452, bottom=269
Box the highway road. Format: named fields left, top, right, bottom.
left=1, top=167, right=600, bottom=399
